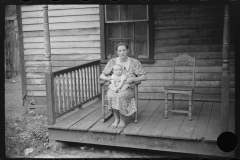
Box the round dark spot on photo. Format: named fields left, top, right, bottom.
left=140, top=0, right=149, bottom=2
left=217, top=131, right=238, bottom=152
left=81, top=0, right=90, bottom=2
left=20, top=0, right=31, bottom=2
left=111, top=0, right=119, bottom=2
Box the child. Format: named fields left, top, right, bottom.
left=109, top=64, right=129, bottom=93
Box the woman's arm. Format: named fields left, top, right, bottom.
left=125, top=74, right=147, bottom=84
left=100, top=73, right=112, bottom=81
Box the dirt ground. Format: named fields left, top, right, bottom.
left=5, top=75, right=203, bottom=158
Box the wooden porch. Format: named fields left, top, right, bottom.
left=48, top=98, right=235, bottom=157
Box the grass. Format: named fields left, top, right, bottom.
left=5, top=111, right=49, bottom=158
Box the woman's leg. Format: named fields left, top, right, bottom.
left=118, top=113, right=125, bottom=128
left=111, top=109, right=120, bottom=128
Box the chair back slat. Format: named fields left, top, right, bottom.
left=173, top=54, right=195, bottom=87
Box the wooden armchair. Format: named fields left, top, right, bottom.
left=164, top=54, right=195, bottom=121
left=100, top=80, right=140, bottom=123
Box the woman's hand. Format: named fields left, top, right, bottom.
left=125, top=77, right=136, bottom=84
left=100, top=73, right=112, bottom=82
left=125, top=75, right=147, bottom=84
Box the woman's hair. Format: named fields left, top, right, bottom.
left=115, top=42, right=129, bottom=51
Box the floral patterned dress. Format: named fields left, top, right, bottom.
left=102, top=57, right=146, bottom=116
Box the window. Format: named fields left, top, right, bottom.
left=100, top=5, right=154, bottom=63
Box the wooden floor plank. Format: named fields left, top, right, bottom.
left=70, top=107, right=103, bottom=131
left=89, top=115, right=114, bottom=133
left=191, top=102, right=213, bottom=140
left=162, top=101, right=189, bottom=139
left=104, top=100, right=150, bottom=134
left=123, top=100, right=162, bottom=135
left=137, top=100, right=165, bottom=136
left=51, top=99, right=101, bottom=129
left=229, top=103, right=235, bottom=133
left=151, top=100, right=181, bottom=137
left=204, top=102, right=221, bottom=142
left=176, top=101, right=203, bottom=140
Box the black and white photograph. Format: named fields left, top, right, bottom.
left=4, top=1, right=238, bottom=158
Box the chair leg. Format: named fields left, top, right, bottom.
left=102, top=87, right=105, bottom=122
left=188, top=94, right=192, bottom=121
left=164, top=92, right=168, bottom=119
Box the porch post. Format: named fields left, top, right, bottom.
left=43, top=5, right=55, bottom=124
left=221, top=5, right=230, bottom=132
left=43, top=5, right=52, bottom=73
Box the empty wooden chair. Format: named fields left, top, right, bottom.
left=164, top=54, right=195, bottom=121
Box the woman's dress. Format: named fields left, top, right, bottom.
left=102, top=57, right=146, bottom=116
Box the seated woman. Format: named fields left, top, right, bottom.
left=100, top=42, right=147, bottom=129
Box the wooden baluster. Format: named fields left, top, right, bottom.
left=97, top=64, right=100, bottom=94
left=66, top=72, right=69, bottom=110
left=61, top=74, right=66, bottom=112
left=57, top=76, right=62, bottom=113
left=77, top=70, right=81, bottom=104
left=92, top=65, right=95, bottom=97
left=94, top=65, right=98, bottom=95
left=89, top=66, right=92, bottom=98
left=74, top=70, right=77, bottom=106
left=83, top=68, right=86, bottom=101
left=70, top=71, right=73, bottom=108
left=79, top=69, right=83, bottom=103
left=54, top=76, right=58, bottom=115
left=86, top=67, right=89, bottom=99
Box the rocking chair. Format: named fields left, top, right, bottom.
left=164, top=54, right=195, bottom=121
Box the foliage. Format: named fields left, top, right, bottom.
left=5, top=111, right=49, bottom=158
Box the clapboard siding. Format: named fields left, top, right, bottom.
left=22, top=15, right=100, bottom=24
left=137, top=5, right=235, bottom=101
left=21, top=5, right=100, bottom=103
left=24, top=41, right=100, bottom=49
left=23, top=28, right=100, bottom=37
left=22, top=7, right=99, bottom=18
left=23, top=35, right=100, bottom=42
left=24, top=54, right=101, bottom=61
left=24, top=48, right=100, bottom=55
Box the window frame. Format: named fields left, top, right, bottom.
left=100, top=5, right=154, bottom=64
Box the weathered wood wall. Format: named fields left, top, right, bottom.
left=5, top=5, right=20, bottom=79
left=140, top=5, right=235, bottom=102
left=21, top=5, right=100, bottom=104
left=21, top=5, right=235, bottom=104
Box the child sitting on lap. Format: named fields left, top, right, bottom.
left=109, top=64, right=129, bottom=93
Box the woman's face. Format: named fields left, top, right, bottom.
left=116, top=45, right=128, bottom=60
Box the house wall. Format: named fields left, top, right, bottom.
left=21, top=5, right=100, bottom=104
left=20, top=5, right=235, bottom=104
left=140, top=5, right=235, bottom=102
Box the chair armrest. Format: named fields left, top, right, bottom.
left=99, top=80, right=110, bottom=86
left=134, top=81, right=141, bottom=85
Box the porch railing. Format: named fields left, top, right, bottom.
left=45, top=60, right=101, bottom=125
